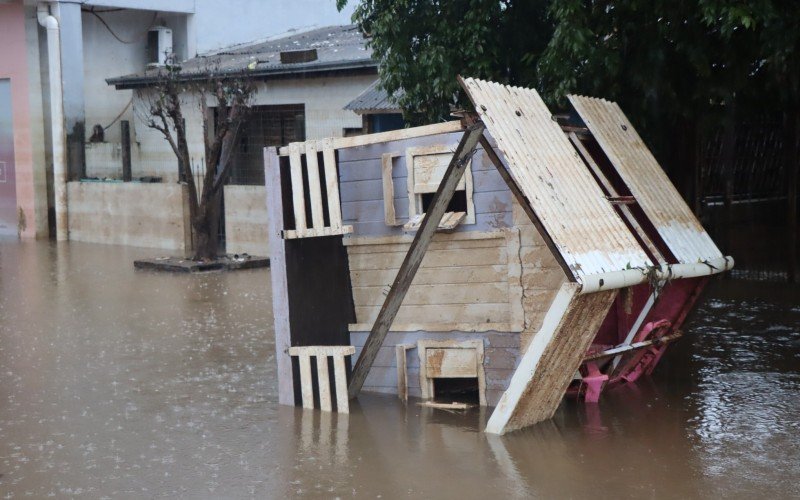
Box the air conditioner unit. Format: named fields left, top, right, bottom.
left=146, top=26, right=173, bottom=67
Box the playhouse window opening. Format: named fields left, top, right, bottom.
left=421, top=189, right=468, bottom=214
left=433, top=377, right=480, bottom=404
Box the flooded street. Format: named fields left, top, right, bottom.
left=1, top=240, right=798, bottom=498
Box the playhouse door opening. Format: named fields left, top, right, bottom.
left=432, top=377, right=480, bottom=405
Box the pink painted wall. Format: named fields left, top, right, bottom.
left=0, top=0, right=40, bottom=238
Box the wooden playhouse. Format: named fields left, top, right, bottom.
left=265, top=78, right=732, bottom=434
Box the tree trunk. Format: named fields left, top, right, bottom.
left=191, top=189, right=222, bottom=261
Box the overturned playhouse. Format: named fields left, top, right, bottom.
left=265, top=78, right=733, bottom=434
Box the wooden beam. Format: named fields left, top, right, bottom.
left=288, top=143, right=307, bottom=231
left=304, top=141, right=325, bottom=229
left=347, top=122, right=486, bottom=398
left=278, top=121, right=465, bottom=156
left=478, top=134, right=575, bottom=281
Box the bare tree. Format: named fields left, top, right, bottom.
left=138, top=60, right=254, bottom=261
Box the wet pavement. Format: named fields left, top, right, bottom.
left=0, top=240, right=798, bottom=499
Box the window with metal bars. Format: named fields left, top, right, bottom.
left=228, top=104, right=306, bottom=185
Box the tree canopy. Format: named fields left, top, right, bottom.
left=338, top=0, right=799, bottom=127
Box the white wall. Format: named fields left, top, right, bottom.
left=81, top=9, right=167, bottom=144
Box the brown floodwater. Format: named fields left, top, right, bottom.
left=0, top=240, right=798, bottom=499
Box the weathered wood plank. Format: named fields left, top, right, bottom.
left=352, top=282, right=509, bottom=307
left=355, top=302, right=510, bottom=326
left=288, top=142, right=307, bottom=231
left=333, top=355, right=349, bottom=413
left=350, top=265, right=508, bottom=287
left=298, top=354, right=314, bottom=409
left=304, top=141, right=325, bottom=229
left=348, top=246, right=507, bottom=270
left=348, top=122, right=486, bottom=398
left=344, top=230, right=507, bottom=248
left=381, top=152, right=400, bottom=226
left=279, top=121, right=465, bottom=156
left=348, top=321, right=519, bottom=333
left=316, top=355, right=332, bottom=412
left=265, top=147, right=294, bottom=406
left=288, top=346, right=356, bottom=357
left=349, top=329, right=521, bottom=349
left=283, top=225, right=353, bottom=239
left=322, top=138, right=343, bottom=229
left=486, top=284, right=617, bottom=434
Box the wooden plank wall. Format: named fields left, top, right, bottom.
left=513, top=199, right=568, bottom=350
left=349, top=330, right=519, bottom=406
left=346, top=232, right=520, bottom=332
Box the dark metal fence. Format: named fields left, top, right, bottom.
left=698, top=119, right=794, bottom=282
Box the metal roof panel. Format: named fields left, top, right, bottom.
left=460, top=78, right=653, bottom=279
left=568, top=95, right=723, bottom=264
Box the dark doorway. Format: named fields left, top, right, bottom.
left=432, top=378, right=480, bottom=405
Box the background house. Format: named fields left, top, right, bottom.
left=93, top=24, right=378, bottom=255
left=0, top=0, right=357, bottom=242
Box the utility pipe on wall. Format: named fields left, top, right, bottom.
left=37, top=3, right=68, bottom=241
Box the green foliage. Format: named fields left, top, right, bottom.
left=338, top=0, right=799, bottom=133
left=342, top=0, right=552, bottom=124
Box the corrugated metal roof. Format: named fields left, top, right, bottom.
left=460, top=77, right=653, bottom=279
left=108, top=25, right=375, bottom=88
left=344, top=80, right=403, bottom=113
left=568, top=95, right=724, bottom=264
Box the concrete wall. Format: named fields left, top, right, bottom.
left=68, top=181, right=189, bottom=250
left=224, top=185, right=269, bottom=256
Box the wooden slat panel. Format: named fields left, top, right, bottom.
left=304, top=141, right=325, bottom=229
left=288, top=143, right=307, bottom=231
left=321, top=138, right=343, bottom=230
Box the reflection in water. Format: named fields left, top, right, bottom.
left=0, top=241, right=798, bottom=497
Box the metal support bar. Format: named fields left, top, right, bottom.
left=348, top=122, right=486, bottom=398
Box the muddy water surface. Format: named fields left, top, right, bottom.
left=0, top=241, right=798, bottom=498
